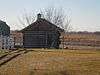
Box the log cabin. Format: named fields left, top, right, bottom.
left=21, top=13, right=64, bottom=48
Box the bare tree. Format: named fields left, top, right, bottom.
left=40, top=7, right=72, bottom=32
left=19, top=7, right=72, bottom=32
left=18, top=10, right=35, bottom=28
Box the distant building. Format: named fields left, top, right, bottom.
left=0, top=20, right=11, bottom=49
left=21, top=13, right=64, bottom=48
left=10, top=30, right=23, bottom=48
left=60, top=32, right=100, bottom=49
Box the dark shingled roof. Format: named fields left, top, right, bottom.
left=21, top=18, right=64, bottom=32
left=0, top=20, right=5, bottom=23
left=0, top=20, right=10, bottom=36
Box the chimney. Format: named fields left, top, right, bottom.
left=37, top=13, right=41, bottom=20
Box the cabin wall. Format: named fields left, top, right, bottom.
left=23, top=31, right=60, bottom=48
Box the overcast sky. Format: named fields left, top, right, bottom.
left=0, top=0, right=100, bottom=31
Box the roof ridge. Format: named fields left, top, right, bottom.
left=21, top=18, right=64, bottom=32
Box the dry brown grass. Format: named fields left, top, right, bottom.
left=0, top=50, right=9, bottom=57
left=0, top=49, right=100, bottom=75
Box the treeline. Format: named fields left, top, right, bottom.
left=65, top=31, right=100, bottom=35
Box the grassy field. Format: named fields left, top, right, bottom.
left=0, top=49, right=100, bottom=75
left=0, top=50, right=9, bottom=57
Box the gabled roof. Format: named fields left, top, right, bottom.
left=0, top=20, right=10, bottom=27
left=0, top=20, right=5, bottom=24
left=21, top=18, right=64, bottom=32
left=0, top=20, right=10, bottom=36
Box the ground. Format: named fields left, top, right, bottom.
left=0, top=49, right=100, bottom=75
